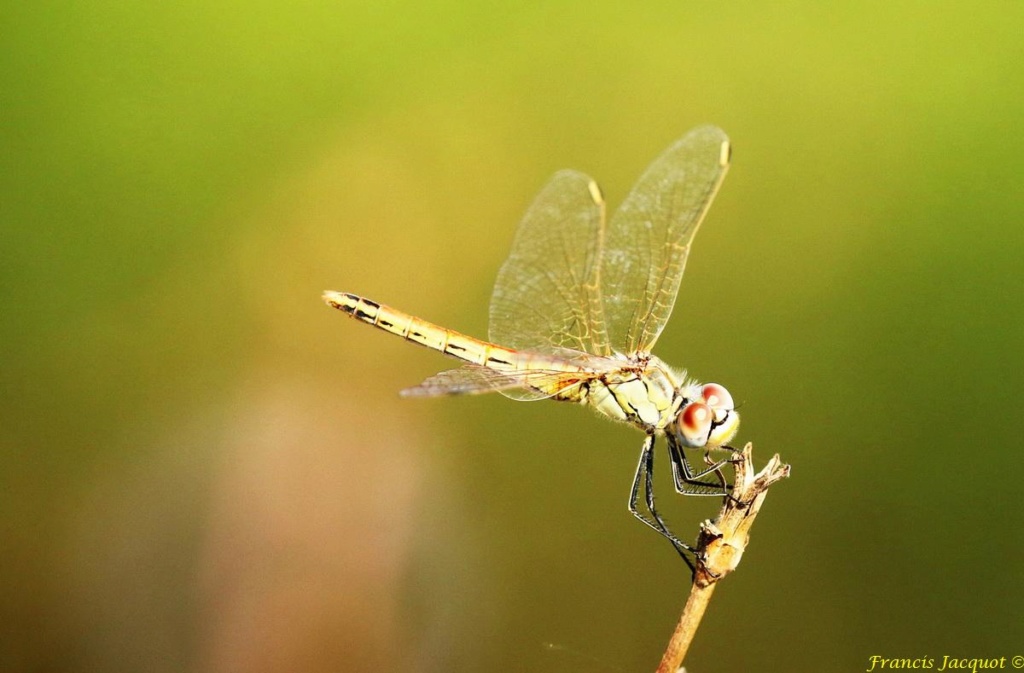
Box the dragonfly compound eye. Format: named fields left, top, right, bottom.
left=678, top=402, right=713, bottom=447
left=701, top=383, right=734, bottom=412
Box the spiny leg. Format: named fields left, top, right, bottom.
left=666, top=433, right=737, bottom=496
left=628, top=436, right=673, bottom=537
left=628, top=435, right=695, bottom=566
left=702, top=448, right=731, bottom=492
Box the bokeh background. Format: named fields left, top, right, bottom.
left=3, top=2, right=1023, bottom=672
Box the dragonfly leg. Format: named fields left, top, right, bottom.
left=666, top=434, right=733, bottom=497
left=628, top=435, right=696, bottom=565
left=709, top=444, right=753, bottom=506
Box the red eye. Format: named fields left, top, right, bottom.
left=678, top=402, right=713, bottom=447
left=701, top=383, right=734, bottom=411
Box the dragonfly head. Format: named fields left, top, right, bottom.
left=673, top=383, right=739, bottom=449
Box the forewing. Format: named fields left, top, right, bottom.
left=488, top=170, right=611, bottom=357
left=399, top=364, right=599, bottom=401
left=601, top=126, right=731, bottom=355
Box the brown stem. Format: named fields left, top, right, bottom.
left=655, top=443, right=790, bottom=673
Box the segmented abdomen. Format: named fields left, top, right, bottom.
left=323, top=291, right=521, bottom=368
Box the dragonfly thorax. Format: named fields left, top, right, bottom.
left=580, top=356, right=684, bottom=430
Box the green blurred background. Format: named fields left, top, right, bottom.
left=3, top=2, right=1023, bottom=671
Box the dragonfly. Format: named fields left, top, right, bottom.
left=324, top=125, right=740, bottom=559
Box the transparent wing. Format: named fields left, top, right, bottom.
left=488, top=170, right=611, bottom=357
left=399, top=364, right=602, bottom=401
left=601, top=125, right=731, bottom=355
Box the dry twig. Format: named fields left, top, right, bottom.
left=655, top=443, right=790, bottom=673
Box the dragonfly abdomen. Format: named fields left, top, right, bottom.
left=323, top=291, right=518, bottom=367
